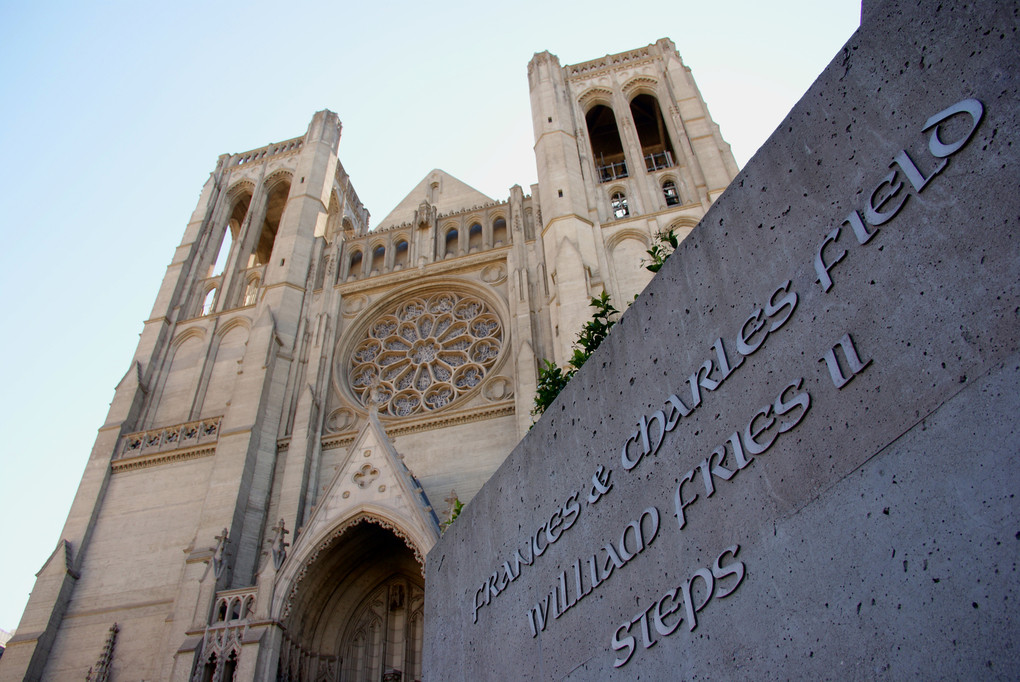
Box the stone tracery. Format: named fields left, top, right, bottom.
left=349, top=292, right=503, bottom=417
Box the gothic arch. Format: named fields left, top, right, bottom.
left=607, top=229, right=654, bottom=303
left=151, top=331, right=206, bottom=427
left=605, top=227, right=650, bottom=252
left=367, top=240, right=387, bottom=274
left=275, top=507, right=431, bottom=622
left=585, top=103, right=628, bottom=182
left=226, top=179, right=256, bottom=201
left=629, top=92, right=677, bottom=171
left=250, top=174, right=292, bottom=267
left=274, top=512, right=428, bottom=682
left=171, top=326, right=207, bottom=350
left=577, top=86, right=614, bottom=112
left=263, top=169, right=294, bottom=193
left=622, top=76, right=659, bottom=98
left=214, top=315, right=252, bottom=338
left=667, top=216, right=701, bottom=242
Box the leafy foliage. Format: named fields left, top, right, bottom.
left=441, top=498, right=464, bottom=532
left=532, top=360, right=571, bottom=418
left=643, top=229, right=680, bottom=273
left=532, top=291, right=619, bottom=418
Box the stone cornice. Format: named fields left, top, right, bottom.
left=336, top=247, right=509, bottom=295
left=565, top=45, right=657, bottom=80
left=316, top=401, right=515, bottom=450
left=111, top=444, right=216, bottom=472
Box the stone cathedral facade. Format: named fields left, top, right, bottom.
left=1, top=39, right=736, bottom=681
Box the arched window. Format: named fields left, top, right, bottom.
left=394, top=239, right=409, bottom=269
left=630, top=94, right=676, bottom=171
left=243, top=278, right=259, bottom=306
left=611, top=192, right=629, bottom=219
left=445, top=228, right=458, bottom=258
left=468, top=223, right=483, bottom=252
left=348, top=250, right=362, bottom=281
left=210, top=228, right=232, bottom=277
left=202, top=289, right=217, bottom=316
left=211, top=193, right=251, bottom=277
left=371, top=245, right=385, bottom=274
left=201, top=653, right=217, bottom=682
left=221, top=652, right=238, bottom=681
left=252, top=180, right=290, bottom=266
left=585, top=104, right=628, bottom=182
left=662, top=180, right=680, bottom=206
left=493, top=217, right=507, bottom=246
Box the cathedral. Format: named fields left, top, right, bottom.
left=0, top=39, right=737, bottom=681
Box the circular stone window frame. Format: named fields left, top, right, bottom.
left=334, top=278, right=511, bottom=420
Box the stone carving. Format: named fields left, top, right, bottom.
left=212, top=528, right=229, bottom=579
left=325, top=407, right=356, bottom=433
left=270, top=518, right=290, bottom=570
left=353, top=463, right=380, bottom=488
left=482, top=376, right=514, bottom=401
left=480, top=263, right=507, bottom=283
left=348, top=292, right=503, bottom=417
left=342, top=293, right=369, bottom=315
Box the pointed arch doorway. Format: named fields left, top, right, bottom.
left=279, top=519, right=425, bottom=682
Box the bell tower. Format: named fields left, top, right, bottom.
left=528, top=39, right=738, bottom=363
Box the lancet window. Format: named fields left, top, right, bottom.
left=493, top=217, right=507, bottom=246
left=611, top=192, right=630, bottom=219
left=394, top=239, right=409, bottom=269
left=468, top=223, right=483, bottom=252
left=444, top=228, right=458, bottom=258
left=630, top=93, right=676, bottom=171
left=586, top=104, right=628, bottom=182
left=371, top=245, right=386, bottom=274
left=348, top=250, right=363, bottom=281
left=252, top=181, right=290, bottom=266
left=663, top=180, right=680, bottom=206
left=202, top=289, right=217, bottom=316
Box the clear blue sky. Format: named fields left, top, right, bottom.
left=0, top=0, right=861, bottom=633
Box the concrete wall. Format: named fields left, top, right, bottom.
left=425, top=1, right=1020, bottom=678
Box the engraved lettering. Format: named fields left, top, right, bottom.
left=674, top=469, right=698, bottom=530
left=588, top=467, right=613, bottom=504
left=864, top=169, right=909, bottom=226
left=821, top=332, right=872, bottom=389
left=814, top=226, right=846, bottom=292
left=892, top=149, right=946, bottom=193
left=923, top=98, right=984, bottom=158
left=743, top=405, right=777, bottom=456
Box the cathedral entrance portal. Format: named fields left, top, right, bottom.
left=280, top=520, right=424, bottom=682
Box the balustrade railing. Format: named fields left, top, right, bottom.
left=116, top=417, right=222, bottom=459
left=597, top=160, right=629, bottom=183
left=644, top=150, right=675, bottom=171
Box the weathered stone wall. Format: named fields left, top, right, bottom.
left=425, top=1, right=1020, bottom=678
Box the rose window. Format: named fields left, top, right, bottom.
left=349, top=292, right=503, bottom=417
